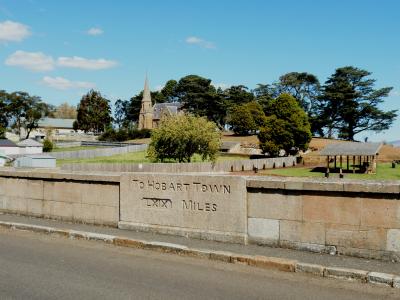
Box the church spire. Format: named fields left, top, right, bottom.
left=138, top=75, right=154, bottom=130
left=143, top=75, right=151, bottom=104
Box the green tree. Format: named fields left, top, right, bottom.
left=0, top=90, right=9, bottom=138
left=223, top=85, right=255, bottom=105
left=253, top=84, right=276, bottom=111
left=319, top=66, right=397, bottom=140
left=5, top=91, right=51, bottom=139
left=76, top=90, right=112, bottom=133
left=114, top=99, right=128, bottom=128
left=229, top=105, right=256, bottom=135
left=175, top=75, right=226, bottom=128
left=148, top=114, right=221, bottom=163
left=275, top=72, right=320, bottom=113
left=22, top=98, right=52, bottom=139
left=258, top=93, right=311, bottom=156
left=228, top=101, right=266, bottom=135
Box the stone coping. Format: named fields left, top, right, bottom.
left=0, top=168, right=399, bottom=193
left=0, top=167, right=120, bottom=183
left=246, top=176, right=400, bottom=194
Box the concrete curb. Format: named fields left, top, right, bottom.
left=1, top=221, right=399, bottom=289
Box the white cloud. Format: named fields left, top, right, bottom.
left=86, top=27, right=103, bottom=36
left=5, top=50, right=54, bottom=71
left=0, top=20, right=31, bottom=42
left=185, top=36, right=215, bottom=49
left=57, top=56, right=117, bottom=70
left=41, top=76, right=95, bottom=90
left=212, top=82, right=230, bottom=90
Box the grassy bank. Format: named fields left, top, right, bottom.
left=260, top=163, right=400, bottom=180
left=57, top=151, right=246, bottom=165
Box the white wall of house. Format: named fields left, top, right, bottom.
left=19, top=146, right=43, bottom=155
left=0, top=147, right=20, bottom=155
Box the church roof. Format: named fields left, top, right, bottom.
left=153, top=102, right=182, bottom=119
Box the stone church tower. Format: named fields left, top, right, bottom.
left=138, top=76, right=154, bottom=130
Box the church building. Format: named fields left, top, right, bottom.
left=138, top=77, right=182, bottom=130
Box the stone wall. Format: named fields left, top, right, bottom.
left=247, top=177, right=400, bottom=260
left=0, top=170, right=120, bottom=226
left=0, top=168, right=399, bottom=260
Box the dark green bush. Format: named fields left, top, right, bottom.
left=99, top=128, right=151, bottom=142
left=43, top=139, right=54, bottom=152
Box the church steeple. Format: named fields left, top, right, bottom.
left=142, top=75, right=151, bottom=105
left=138, top=75, right=154, bottom=130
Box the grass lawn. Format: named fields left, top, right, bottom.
left=52, top=146, right=100, bottom=152
left=260, top=163, right=400, bottom=180
left=57, top=151, right=245, bottom=165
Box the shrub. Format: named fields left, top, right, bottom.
left=148, top=115, right=221, bottom=162
left=98, top=128, right=152, bottom=142
left=43, top=139, right=54, bottom=152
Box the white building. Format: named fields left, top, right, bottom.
left=0, top=139, right=20, bottom=156
left=17, top=139, right=43, bottom=155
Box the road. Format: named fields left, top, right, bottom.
left=0, top=228, right=398, bottom=300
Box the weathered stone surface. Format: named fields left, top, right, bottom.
left=295, top=262, right=325, bottom=276
left=248, top=218, right=279, bottom=241
left=324, top=267, right=368, bottom=282
left=248, top=192, right=302, bottom=221
left=120, top=173, right=247, bottom=242
left=393, top=276, right=400, bottom=288
left=386, top=229, right=400, bottom=252
left=326, top=224, right=387, bottom=251
left=303, top=195, right=361, bottom=225
left=250, top=255, right=297, bottom=272
left=361, top=198, right=400, bottom=229
left=280, top=220, right=325, bottom=245
left=367, top=272, right=394, bottom=287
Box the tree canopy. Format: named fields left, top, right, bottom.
left=148, top=114, right=221, bottom=163
left=76, top=90, right=112, bottom=133
left=316, top=66, right=397, bottom=140
left=258, top=93, right=311, bottom=156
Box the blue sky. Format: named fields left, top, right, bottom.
left=0, top=0, right=399, bottom=141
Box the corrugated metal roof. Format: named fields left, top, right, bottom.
left=320, top=142, right=382, bottom=156
left=38, top=118, right=75, bottom=129
left=0, top=139, right=18, bottom=147
left=17, top=139, right=43, bottom=147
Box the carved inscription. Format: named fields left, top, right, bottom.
left=182, top=200, right=217, bottom=212
left=132, top=179, right=231, bottom=194
left=142, top=197, right=172, bottom=209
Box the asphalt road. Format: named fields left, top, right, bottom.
left=0, top=228, right=398, bottom=300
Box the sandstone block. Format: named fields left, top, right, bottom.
left=324, top=267, right=368, bottom=282
left=367, top=272, right=394, bottom=287
left=361, top=198, right=400, bottom=228
left=280, top=220, right=325, bottom=245
left=326, top=224, right=387, bottom=251
left=386, top=229, right=400, bottom=252
left=250, top=256, right=297, bottom=272
left=303, top=195, right=361, bottom=225
left=27, top=199, right=43, bottom=216
left=248, top=192, right=302, bottom=221
left=248, top=218, right=279, bottom=241
left=295, top=262, right=325, bottom=276
left=44, top=181, right=82, bottom=203
left=393, top=276, right=400, bottom=288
